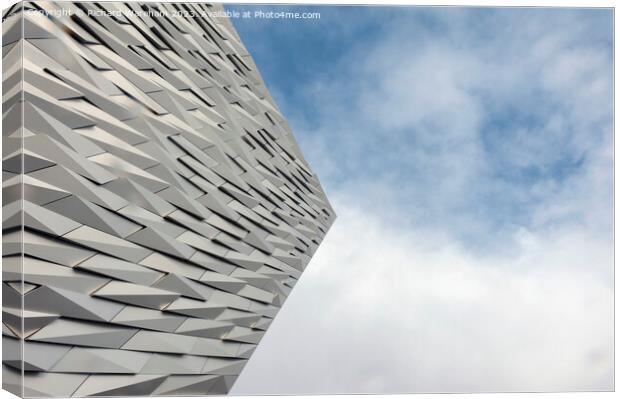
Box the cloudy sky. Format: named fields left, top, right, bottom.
left=225, top=5, right=614, bottom=394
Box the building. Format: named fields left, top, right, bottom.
left=2, top=2, right=335, bottom=396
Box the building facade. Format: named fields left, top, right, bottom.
left=2, top=2, right=335, bottom=396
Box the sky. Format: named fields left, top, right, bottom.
left=225, top=5, right=614, bottom=394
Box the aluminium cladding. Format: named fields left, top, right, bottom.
left=2, top=1, right=335, bottom=397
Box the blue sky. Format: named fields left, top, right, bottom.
left=226, top=5, right=614, bottom=394
left=228, top=6, right=613, bottom=252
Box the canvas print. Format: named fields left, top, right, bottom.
left=1, top=1, right=614, bottom=397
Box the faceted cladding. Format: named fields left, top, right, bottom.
left=2, top=2, right=335, bottom=396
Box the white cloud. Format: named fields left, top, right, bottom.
left=231, top=198, right=613, bottom=393
left=231, top=7, right=613, bottom=394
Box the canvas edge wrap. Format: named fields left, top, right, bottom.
left=3, top=2, right=25, bottom=397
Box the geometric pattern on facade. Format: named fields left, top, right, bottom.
left=2, top=2, right=335, bottom=396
